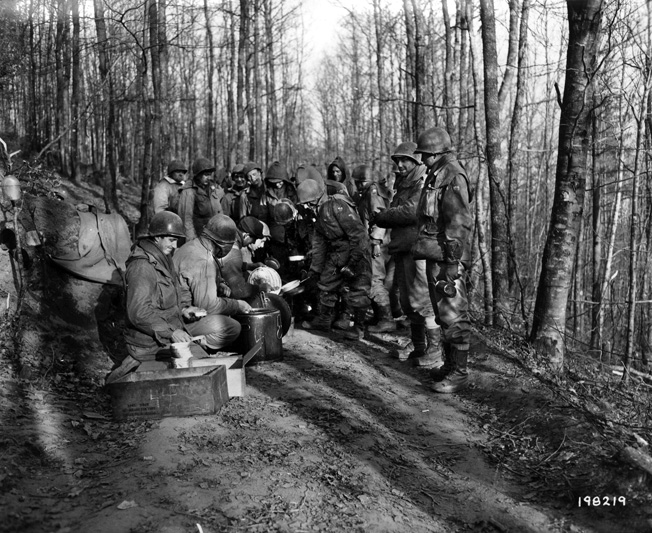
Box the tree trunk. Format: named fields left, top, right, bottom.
left=204, top=0, right=216, bottom=158
left=93, top=0, right=120, bottom=214
left=70, top=0, right=81, bottom=183
left=497, top=0, right=520, bottom=114
left=237, top=0, right=248, bottom=160
left=506, top=0, right=530, bottom=325
left=530, top=0, right=604, bottom=369
left=468, top=9, right=493, bottom=326
left=480, top=0, right=509, bottom=328
left=442, top=0, right=454, bottom=130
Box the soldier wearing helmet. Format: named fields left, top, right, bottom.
left=178, top=156, right=225, bottom=240
left=297, top=178, right=372, bottom=341
left=112, top=212, right=226, bottom=382
left=413, top=126, right=474, bottom=394
left=172, top=214, right=253, bottom=353
left=149, top=159, right=187, bottom=217
left=372, top=141, right=441, bottom=369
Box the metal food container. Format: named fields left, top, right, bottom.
left=233, top=308, right=283, bottom=363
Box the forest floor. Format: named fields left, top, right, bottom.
left=1, top=177, right=651, bottom=532
left=0, top=311, right=650, bottom=533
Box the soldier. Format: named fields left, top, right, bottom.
left=327, top=156, right=357, bottom=198
left=172, top=214, right=253, bottom=350
left=351, top=164, right=395, bottom=333
left=109, top=212, right=239, bottom=384
left=298, top=179, right=372, bottom=341
left=235, top=161, right=266, bottom=222
left=150, top=159, right=186, bottom=216
left=373, top=142, right=442, bottom=369
left=221, top=163, right=247, bottom=220
left=413, top=127, right=474, bottom=393
left=178, top=157, right=224, bottom=240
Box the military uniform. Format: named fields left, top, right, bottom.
left=355, top=179, right=392, bottom=309
left=415, top=153, right=473, bottom=349
left=310, top=191, right=372, bottom=312
left=178, top=180, right=224, bottom=240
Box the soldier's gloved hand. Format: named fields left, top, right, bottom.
left=247, top=262, right=265, bottom=271
left=302, top=270, right=320, bottom=292
left=444, top=240, right=463, bottom=261
left=371, top=240, right=382, bottom=258
left=340, top=265, right=355, bottom=280
left=182, top=306, right=207, bottom=322
left=434, top=262, right=460, bottom=298
left=236, top=300, right=253, bottom=314
left=218, top=282, right=231, bottom=297
left=171, top=329, right=192, bottom=343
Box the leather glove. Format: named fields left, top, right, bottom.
left=435, top=262, right=460, bottom=297
left=218, top=282, right=231, bottom=297
left=340, top=265, right=355, bottom=280
left=371, top=240, right=382, bottom=258
left=303, top=270, right=320, bottom=292
left=171, top=329, right=192, bottom=343
left=444, top=240, right=463, bottom=262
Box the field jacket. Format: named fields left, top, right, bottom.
left=124, top=240, right=185, bottom=352
left=373, top=163, right=427, bottom=254
left=414, top=153, right=473, bottom=263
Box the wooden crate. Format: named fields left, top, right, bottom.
left=107, top=365, right=228, bottom=421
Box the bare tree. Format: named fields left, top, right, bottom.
left=530, top=0, right=604, bottom=369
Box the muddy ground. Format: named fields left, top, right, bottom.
left=1, top=310, right=649, bottom=533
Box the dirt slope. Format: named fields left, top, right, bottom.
left=1, top=314, right=647, bottom=533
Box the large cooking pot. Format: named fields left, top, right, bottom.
left=233, top=308, right=283, bottom=364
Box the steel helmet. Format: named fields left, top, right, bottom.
left=202, top=214, right=237, bottom=245
left=192, top=157, right=215, bottom=178
left=148, top=211, right=185, bottom=238
left=248, top=266, right=282, bottom=292
left=391, top=142, right=421, bottom=165
left=167, top=159, right=187, bottom=175
left=414, top=127, right=452, bottom=155
left=296, top=179, right=323, bottom=204
left=271, top=200, right=296, bottom=226
left=243, top=161, right=262, bottom=175
left=352, top=164, right=376, bottom=185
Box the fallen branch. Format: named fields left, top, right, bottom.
left=619, top=446, right=652, bottom=478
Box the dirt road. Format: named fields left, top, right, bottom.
left=0, top=320, right=644, bottom=532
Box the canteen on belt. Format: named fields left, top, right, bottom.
left=233, top=308, right=283, bottom=364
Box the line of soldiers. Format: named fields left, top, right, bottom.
left=130, top=126, right=473, bottom=394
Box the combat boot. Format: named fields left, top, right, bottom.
left=333, top=309, right=353, bottom=330
left=413, top=327, right=444, bottom=369
left=104, top=355, right=140, bottom=386
left=431, top=345, right=469, bottom=393
left=398, top=322, right=426, bottom=361
left=429, top=342, right=453, bottom=382
left=343, top=309, right=367, bottom=340
left=368, top=305, right=397, bottom=333
left=302, top=304, right=334, bottom=331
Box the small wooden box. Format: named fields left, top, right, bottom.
left=107, top=366, right=228, bottom=421
left=191, top=356, right=245, bottom=397
left=189, top=340, right=262, bottom=398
